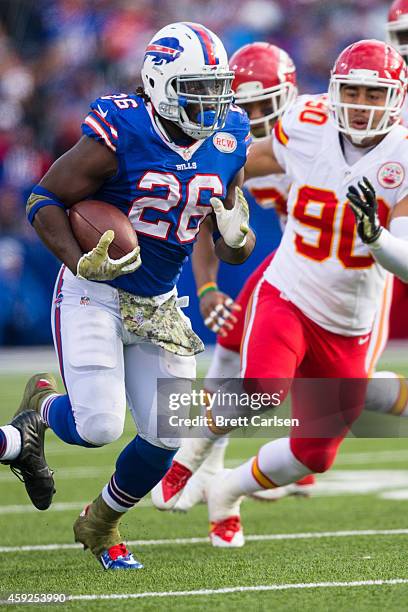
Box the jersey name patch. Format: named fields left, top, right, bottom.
left=377, top=162, right=404, bottom=189
left=213, top=132, right=237, bottom=153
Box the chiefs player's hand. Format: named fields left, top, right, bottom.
left=211, top=186, right=249, bottom=248
left=200, top=291, right=241, bottom=337
left=76, top=230, right=142, bottom=281
left=347, top=177, right=382, bottom=244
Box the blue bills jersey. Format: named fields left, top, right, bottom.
left=81, top=93, right=251, bottom=296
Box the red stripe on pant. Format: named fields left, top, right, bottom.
left=54, top=266, right=66, bottom=388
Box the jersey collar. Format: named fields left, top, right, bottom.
left=324, top=118, right=405, bottom=180
left=146, top=103, right=205, bottom=161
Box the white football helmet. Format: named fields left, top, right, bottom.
left=142, top=22, right=234, bottom=140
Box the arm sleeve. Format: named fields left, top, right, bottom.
left=370, top=216, right=408, bottom=281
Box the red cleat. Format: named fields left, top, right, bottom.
left=210, top=516, right=244, bottom=547
left=151, top=461, right=193, bottom=510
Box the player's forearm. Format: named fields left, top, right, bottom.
left=369, top=218, right=408, bottom=282
left=244, top=137, right=283, bottom=180
left=192, top=236, right=220, bottom=289
left=215, top=228, right=256, bottom=264
left=33, top=206, right=83, bottom=275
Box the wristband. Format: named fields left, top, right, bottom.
left=197, top=282, right=218, bottom=299
left=26, top=185, right=66, bottom=225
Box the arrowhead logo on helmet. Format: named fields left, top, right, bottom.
left=145, top=37, right=184, bottom=66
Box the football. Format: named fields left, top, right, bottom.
left=69, top=200, right=138, bottom=260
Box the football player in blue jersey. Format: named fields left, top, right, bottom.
left=0, top=22, right=255, bottom=570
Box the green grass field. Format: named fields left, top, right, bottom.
left=2, top=358, right=408, bottom=611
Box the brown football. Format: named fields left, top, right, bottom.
left=69, top=200, right=138, bottom=259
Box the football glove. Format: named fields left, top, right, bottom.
left=77, top=230, right=141, bottom=281
left=200, top=291, right=241, bottom=337
left=211, top=186, right=249, bottom=248
left=347, top=177, right=382, bottom=244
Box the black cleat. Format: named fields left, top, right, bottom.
left=2, top=411, right=55, bottom=510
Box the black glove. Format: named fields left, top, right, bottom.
left=347, top=177, right=382, bottom=244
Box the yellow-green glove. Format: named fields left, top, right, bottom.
left=211, top=186, right=249, bottom=248
left=76, top=230, right=141, bottom=281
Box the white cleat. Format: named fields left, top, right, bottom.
left=151, top=460, right=193, bottom=511
left=207, top=470, right=245, bottom=548
left=210, top=516, right=244, bottom=548
left=250, top=474, right=316, bottom=502
left=174, top=454, right=224, bottom=512
left=173, top=467, right=207, bottom=512
left=151, top=438, right=215, bottom=511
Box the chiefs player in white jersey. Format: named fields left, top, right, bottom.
left=154, top=39, right=408, bottom=545
left=151, top=43, right=316, bottom=512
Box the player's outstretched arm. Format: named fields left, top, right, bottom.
left=193, top=218, right=241, bottom=336
left=347, top=177, right=408, bottom=282
left=244, top=135, right=284, bottom=180
left=30, top=136, right=118, bottom=275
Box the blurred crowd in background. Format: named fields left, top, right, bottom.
left=0, top=0, right=399, bottom=345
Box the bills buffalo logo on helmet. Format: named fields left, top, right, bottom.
left=377, top=161, right=405, bottom=188
left=145, top=37, right=184, bottom=65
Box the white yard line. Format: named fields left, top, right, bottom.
left=3, top=449, right=408, bottom=481
left=2, top=528, right=408, bottom=554
left=1, top=579, right=407, bottom=604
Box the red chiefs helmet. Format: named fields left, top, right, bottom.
left=328, top=39, right=407, bottom=144
left=387, top=0, right=408, bottom=61
left=230, top=42, right=297, bottom=137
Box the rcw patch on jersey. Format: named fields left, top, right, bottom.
left=145, top=38, right=184, bottom=65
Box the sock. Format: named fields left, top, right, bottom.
left=200, top=435, right=229, bottom=473
left=226, top=437, right=312, bottom=498
left=365, top=371, right=408, bottom=416
left=0, top=426, right=21, bottom=461
left=41, top=394, right=95, bottom=447
left=209, top=439, right=313, bottom=522
left=174, top=436, right=216, bottom=472
left=103, top=435, right=176, bottom=512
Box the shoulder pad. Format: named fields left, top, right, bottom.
left=223, top=104, right=251, bottom=143
left=275, top=93, right=329, bottom=146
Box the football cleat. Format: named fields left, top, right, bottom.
left=210, top=516, right=244, bottom=548
left=1, top=411, right=55, bottom=510
left=152, top=438, right=216, bottom=511
left=250, top=474, right=316, bottom=502
left=100, top=544, right=143, bottom=570
left=74, top=494, right=122, bottom=555
left=15, top=373, right=58, bottom=424
left=151, top=460, right=192, bottom=510
left=73, top=494, right=143, bottom=569
left=173, top=458, right=218, bottom=512
left=207, top=469, right=245, bottom=547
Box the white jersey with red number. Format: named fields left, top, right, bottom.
left=245, top=174, right=291, bottom=229
left=265, top=94, right=408, bottom=336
